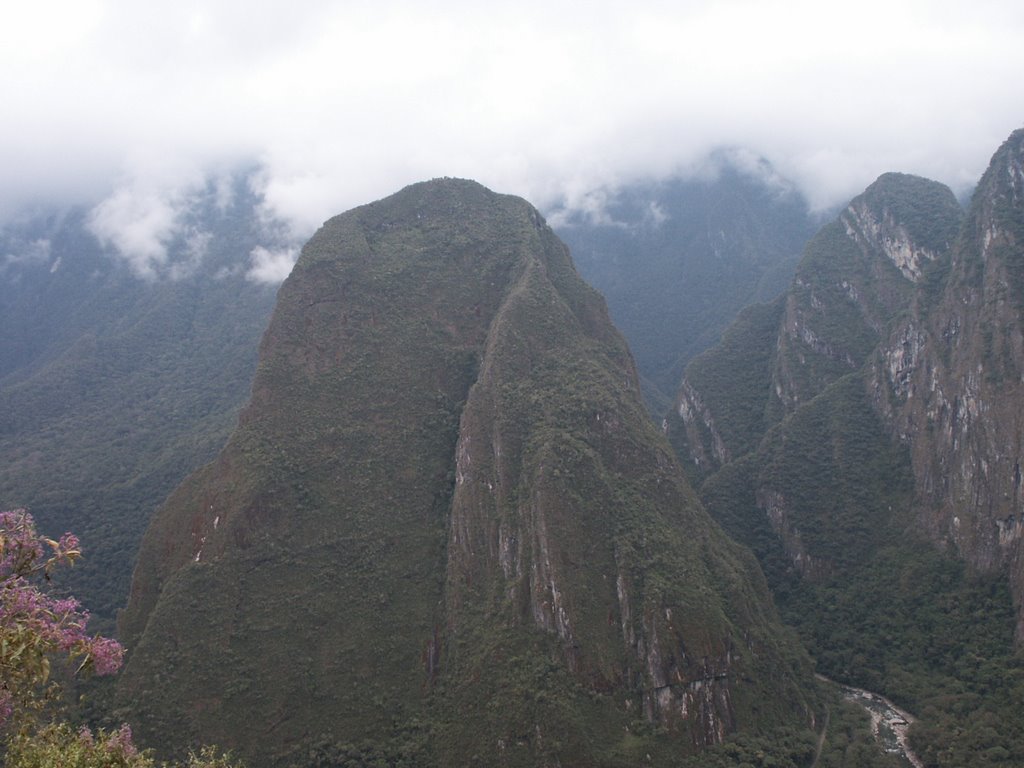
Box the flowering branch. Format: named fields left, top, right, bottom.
left=1, top=509, right=124, bottom=730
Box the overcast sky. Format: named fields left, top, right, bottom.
left=2, top=0, right=1022, bottom=254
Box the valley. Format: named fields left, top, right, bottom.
left=667, top=128, right=1024, bottom=766
left=838, top=684, right=922, bottom=768
left=3, top=131, right=1024, bottom=766
left=816, top=675, right=923, bottom=768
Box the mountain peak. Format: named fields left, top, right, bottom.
left=841, top=172, right=961, bottom=282
left=118, top=180, right=819, bottom=767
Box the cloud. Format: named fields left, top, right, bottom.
left=0, top=0, right=1021, bottom=237
left=86, top=179, right=197, bottom=279
left=247, top=245, right=297, bottom=284
left=1, top=237, right=52, bottom=271
left=546, top=188, right=629, bottom=228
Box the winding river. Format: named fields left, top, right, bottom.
left=816, top=675, right=926, bottom=768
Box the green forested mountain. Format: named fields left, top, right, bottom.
left=118, top=179, right=824, bottom=768
left=669, top=132, right=1024, bottom=765
left=554, top=152, right=818, bottom=409
left=0, top=176, right=284, bottom=626
left=0, top=154, right=816, bottom=631
left=7, top=139, right=1021, bottom=767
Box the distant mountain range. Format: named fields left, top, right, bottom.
left=555, top=151, right=819, bottom=409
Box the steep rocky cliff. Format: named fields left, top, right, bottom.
left=668, top=173, right=962, bottom=485
left=667, top=130, right=1024, bottom=766
left=872, top=129, right=1024, bottom=640
left=118, top=179, right=819, bottom=767
left=770, top=173, right=961, bottom=417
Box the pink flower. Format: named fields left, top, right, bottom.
left=88, top=636, right=125, bottom=676
left=0, top=509, right=125, bottom=729
left=50, top=597, right=82, bottom=617
left=105, top=723, right=139, bottom=757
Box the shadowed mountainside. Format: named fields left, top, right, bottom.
left=555, top=154, right=818, bottom=409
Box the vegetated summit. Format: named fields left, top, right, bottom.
left=118, top=178, right=820, bottom=767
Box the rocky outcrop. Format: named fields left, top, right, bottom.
left=118, top=179, right=819, bottom=766
left=771, top=174, right=961, bottom=414
left=668, top=174, right=962, bottom=580
left=872, top=129, right=1024, bottom=640
left=843, top=194, right=943, bottom=282
left=756, top=489, right=830, bottom=580
left=671, top=379, right=732, bottom=473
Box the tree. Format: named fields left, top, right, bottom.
left=1, top=509, right=243, bottom=767
left=1, top=508, right=122, bottom=729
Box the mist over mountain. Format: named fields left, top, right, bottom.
left=2, top=126, right=1022, bottom=766
left=117, top=179, right=822, bottom=767
left=0, top=172, right=291, bottom=624
left=669, top=128, right=1024, bottom=765
left=0, top=154, right=815, bottom=630
left=553, top=152, right=819, bottom=406
left=2, top=5, right=1023, bottom=766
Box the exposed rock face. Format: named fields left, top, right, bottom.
left=671, top=130, right=1024, bottom=641
left=666, top=298, right=785, bottom=483
left=672, top=379, right=732, bottom=472
left=118, top=179, right=817, bottom=767
left=770, top=173, right=961, bottom=415
left=667, top=172, right=963, bottom=583
left=755, top=488, right=829, bottom=581
left=668, top=174, right=961, bottom=491
left=872, top=129, right=1024, bottom=639
left=843, top=192, right=944, bottom=282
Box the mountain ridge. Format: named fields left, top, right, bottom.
left=668, top=128, right=1024, bottom=765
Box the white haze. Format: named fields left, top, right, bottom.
left=1, top=0, right=1022, bottom=279
left=247, top=245, right=299, bottom=284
